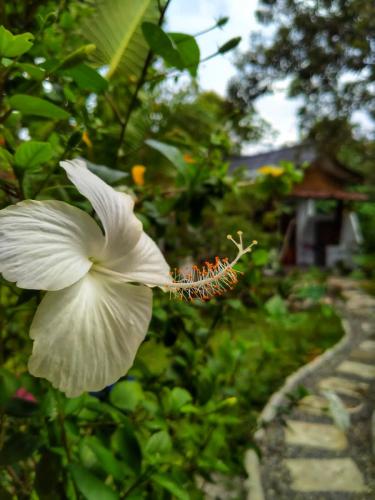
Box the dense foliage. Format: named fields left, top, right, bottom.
left=0, top=1, right=345, bottom=498
left=228, top=0, right=375, bottom=128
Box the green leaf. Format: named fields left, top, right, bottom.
left=0, top=433, right=41, bottom=465
left=0, top=26, right=33, bottom=57
left=145, top=139, right=187, bottom=172
left=109, top=380, right=143, bottom=411
left=145, top=430, right=172, bottom=455
left=62, top=64, right=108, bottom=92
left=58, top=44, right=96, bottom=70
left=111, top=425, right=142, bottom=475
left=79, top=439, right=99, bottom=470
left=0, top=368, right=19, bottom=406
left=152, top=474, right=189, bottom=500
left=218, top=36, right=242, bottom=54
left=83, top=0, right=159, bottom=80
left=137, top=340, right=169, bottom=376
left=0, top=148, right=13, bottom=168
left=142, top=23, right=183, bottom=68
left=70, top=464, right=119, bottom=500
left=9, top=95, right=70, bottom=120
left=168, top=387, right=192, bottom=412
left=169, top=32, right=200, bottom=76
left=296, top=284, right=326, bottom=301
left=198, top=456, right=230, bottom=473
left=66, top=130, right=83, bottom=151
left=265, top=295, right=287, bottom=317
left=17, top=62, right=45, bottom=80
left=86, top=160, right=128, bottom=184
left=227, top=299, right=243, bottom=310
left=251, top=249, right=269, bottom=266
left=85, top=437, right=124, bottom=480
left=64, top=394, right=87, bottom=415
left=217, top=16, right=229, bottom=27
left=14, top=141, right=53, bottom=169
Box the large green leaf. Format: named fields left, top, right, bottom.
left=152, top=474, right=189, bottom=500
left=142, top=22, right=183, bottom=68
left=169, top=32, right=200, bottom=76
left=0, top=26, right=33, bottom=57
left=145, top=430, right=172, bottom=455
left=17, top=63, right=45, bottom=81
left=168, top=387, right=192, bottom=413
left=86, top=160, right=128, bottom=184
left=251, top=248, right=270, bottom=267
left=142, top=24, right=200, bottom=75
left=83, top=0, right=159, bottom=80
left=70, top=464, right=119, bottom=500
left=62, top=64, right=108, bottom=92
left=264, top=294, right=287, bottom=317
left=85, top=436, right=124, bottom=480
left=145, top=139, right=187, bottom=172
left=109, top=380, right=144, bottom=411
left=218, top=36, right=242, bottom=54
left=9, top=95, right=70, bottom=120
left=111, top=426, right=142, bottom=475
left=14, top=141, right=53, bottom=169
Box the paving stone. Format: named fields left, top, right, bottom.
left=350, top=348, right=375, bottom=363
left=337, top=360, right=375, bottom=379
left=318, top=376, right=369, bottom=398
left=244, top=449, right=264, bottom=500
left=284, top=458, right=368, bottom=493
left=343, top=292, right=375, bottom=312
left=359, top=340, right=375, bottom=351
left=361, top=322, right=373, bottom=334
left=327, top=277, right=358, bottom=291
left=285, top=420, right=347, bottom=450
left=298, top=395, right=329, bottom=415
left=298, top=394, right=361, bottom=416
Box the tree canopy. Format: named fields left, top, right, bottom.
left=228, top=0, right=375, bottom=130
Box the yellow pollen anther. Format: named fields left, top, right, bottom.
left=164, top=232, right=258, bottom=302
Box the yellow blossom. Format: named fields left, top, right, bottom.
left=257, top=165, right=284, bottom=177
left=82, top=131, right=92, bottom=149
left=183, top=153, right=196, bottom=164
left=131, top=165, right=146, bottom=186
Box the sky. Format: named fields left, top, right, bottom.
left=166, top=0, right=303, bottom=153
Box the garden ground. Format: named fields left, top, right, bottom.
left=249, top=278, right=375, bottom=499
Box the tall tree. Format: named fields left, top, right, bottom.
left=228, top=0, right=375, bottom=130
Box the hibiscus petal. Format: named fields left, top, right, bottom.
left=28, top=271, right=152, bottom=397
left=60, top=159, right=143, bottom=263
left=109, top=232, right=171, bottom=286
left=0, top=200, right=104, bottom=291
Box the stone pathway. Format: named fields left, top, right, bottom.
left=248, top=279, right=375, bottom=499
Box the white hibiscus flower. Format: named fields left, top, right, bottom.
left=0, top=159, right=255, bottom=397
